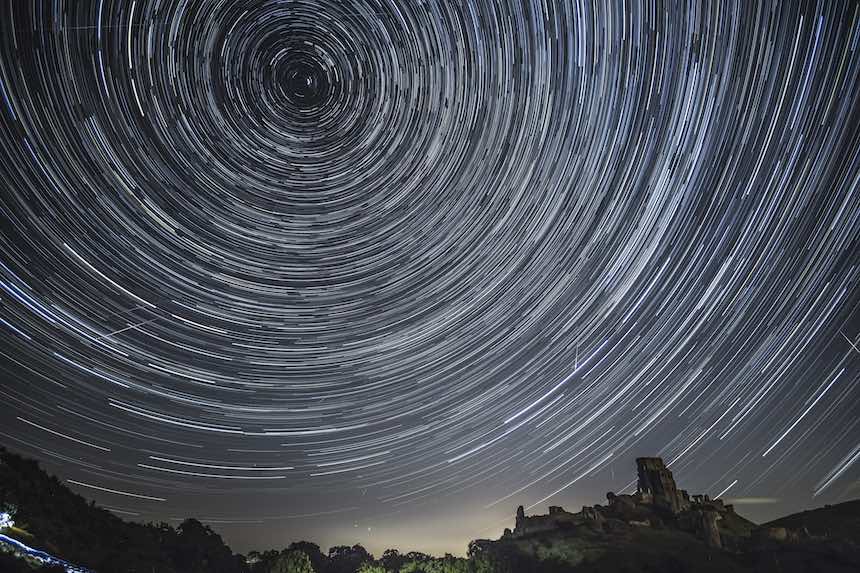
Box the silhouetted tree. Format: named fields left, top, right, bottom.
left=270, top=550, right=315, bottom=573
left=380, top=548, right=406, bottom=571
left=288, top=541, right=326, bottom=572
left=166, top=518, right=244, bottom=573
left=248, top=549, right=281, bottom=573
left=327, top=544, right=372, bottom=573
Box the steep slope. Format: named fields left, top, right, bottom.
left=0, top=447, right=245, bottom=573
left=0, top=447, right=174, bottom=572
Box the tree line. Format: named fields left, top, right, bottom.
left=0, top=447, right=513, bottom=573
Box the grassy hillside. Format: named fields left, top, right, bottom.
left=762, top=499, right=860, bottom=544
left=472, top=525, right=753, bottom=573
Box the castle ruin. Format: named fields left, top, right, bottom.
left=506, top=457, right=750, bottom=549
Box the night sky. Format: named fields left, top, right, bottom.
left=1, top=0, right=860, bottom=558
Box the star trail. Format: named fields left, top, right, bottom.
left=1, top=0, right=860, bottom=557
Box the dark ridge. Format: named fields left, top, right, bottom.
left=762, top=500, right=860, bottom=544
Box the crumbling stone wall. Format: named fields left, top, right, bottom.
left=636, top=457, right=690, bottom=514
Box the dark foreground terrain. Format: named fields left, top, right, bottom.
left=1, top=447, right=858, bottom=572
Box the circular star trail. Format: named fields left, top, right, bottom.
left=1, top=0, right=860, bottom=555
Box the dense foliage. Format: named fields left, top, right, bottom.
left=0, top=447, right=240, bottom=573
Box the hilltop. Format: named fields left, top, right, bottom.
left=762, top=499, right=860, bottom=544
left=470, top=457, right=860, bottom=572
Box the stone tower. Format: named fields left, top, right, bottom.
left=636, top=457, right=683, bottom=513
